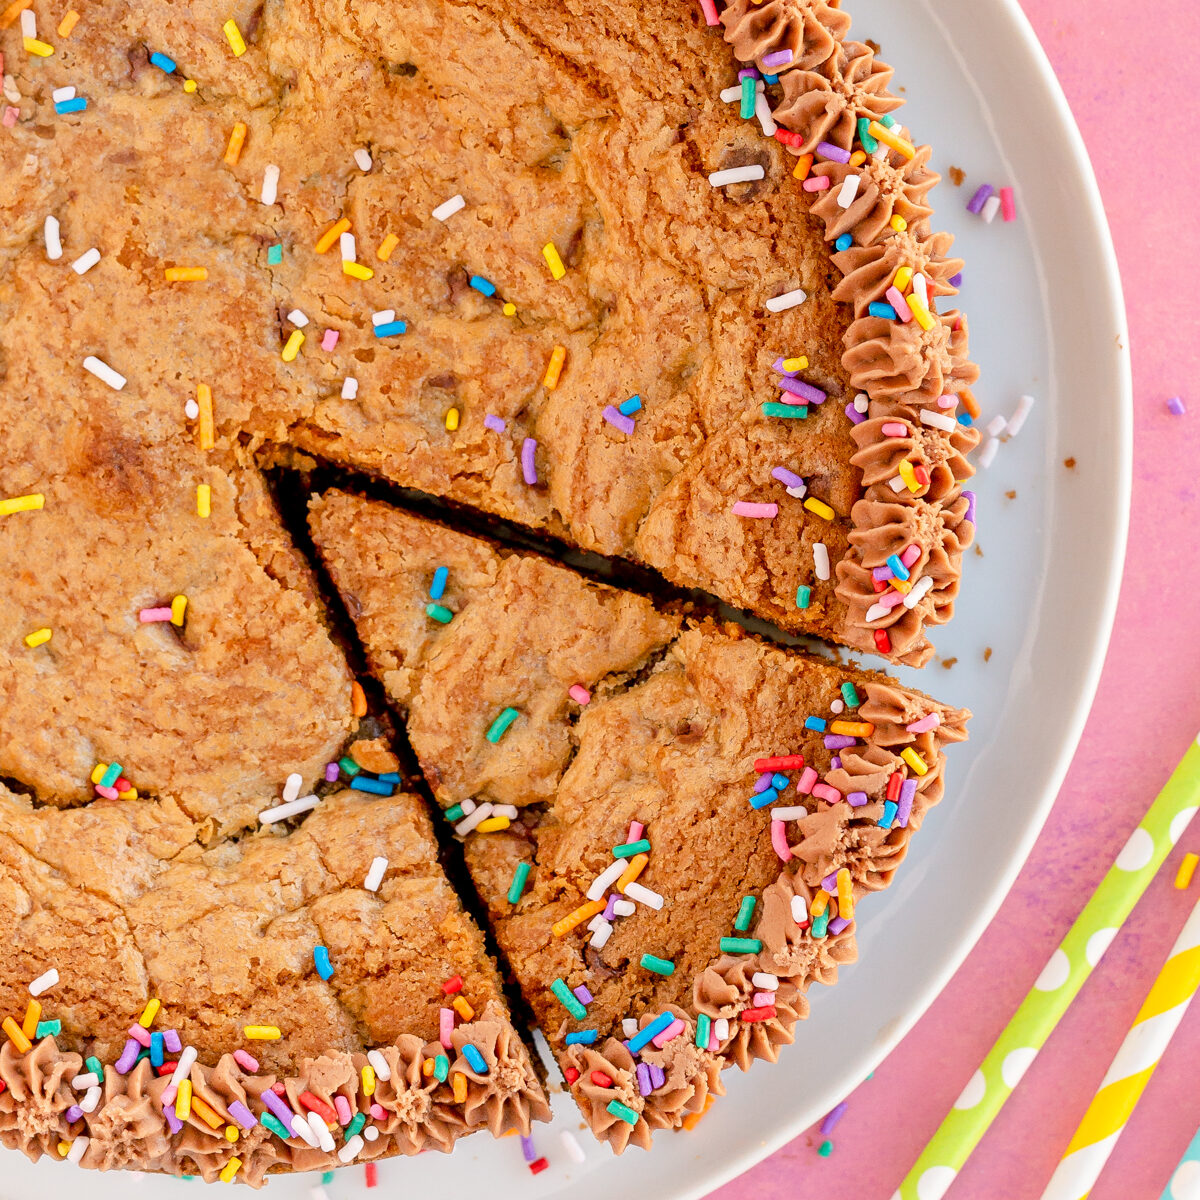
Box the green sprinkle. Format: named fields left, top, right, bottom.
left=262, top=1113, right=291, bottom=1141
left=640, top=953, right=675, bottom=976
left=86, top=1055, right=103, bottom=1081
left=739, top=75, right=756, bottom=120
left=321, top=1173, right=336, bottom=1185
left=612, top=838, right=650, bottom=859
left=818, top=1138, right=833, bottom=1157
left=444, top=803, right=465, bottom=822
left=762, top=402, right=808, bottom=419
left=880, top=113, right=897, bottom=128
left=507, top=860, right=531, bottom=904
left=99, top=761, right=122, bottom=788
left=345, top=1112, right=366, bottom=1138
left=811, top=910, right=829, bottom=939
left=338, top=755, right=361, bottom=778
left=695, top=1013, right=711, bottom=1048
left=485, top=707, right=520, bottom=744
left=796, top=585, right=812, bottom=609
left=267, top=243, right=283, bottom=265
left=840, top=681, right=861, bottom=708
left=606, top=1099, right=639, bottom=1127
left=719, top=937, right=762, bottom=954
left=733, top=895, right=757, bottom=933
left=425, top=602, right=453, bottom=624
left=434, top=1053, right=449, bottom=1082
left=35, top=1019, right=61, bottom=1037
left=856, top=116, right=877, bottom=154
left=551, top=977, right=587, bottom=1020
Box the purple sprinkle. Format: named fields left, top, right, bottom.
left=261, top=1088, right=296, bottom=1128
left=762, top=48, right=794, bottom=69
left=828, top=916, right=851, bottom=935
left=636, top=1062, right=652, bottom=1097
left=966, top=184, right=994, bottom=215
left=820, top=1101, right=849, bottom=1136
left=1167, top=396, right=1187, bottom=416
left=823, top=735, right=857, bottom=751
left=822, top=871, right=839, bottom=893
left=845, top=402, right=866, bottom=425
left=771, top=466, right=805, bottom=489
left=779, top=376, right=827, bottom=404
left=65, top=1105, right=83, bottom=1123
left=521, top=437, right=538, bottom=485
left=649, top=1063, right=665, bottom=1090
left=603, top=894, right=618, bottom=921
left=897, top=778, right=918, bottom=827
left=962, top=489, right=977, bottom=526
left=738, top=67, right=760, bottom=80
left=949, top=271, right=964, bottom=287
left=753, top=771, right=774, bottom=794
left=324, top=762, right=340, bottom=783
left=602, top=405, right=636, bottom=436
left=114, top=1037, right=140, bottom=1074
left=484, top=413, right=506, bottom=433
left=816, top=141, right=851, bottom=165
left=872, top=566, right=894, bottom=582
left=163, top=1028, right=182, bottom=1053
left=846, top=791, right=869, bottom=807
left=572, top=984, right=593, bottom=1005
left=830, top=756, right=842, bottom=770
left=520, top=1134, right=537, bottom=1162
left=164, top=1105, right=184, bottom=1134
left=228, top=1099, right=258, bottom=1130
left=772, top=356, right=801, bottom=378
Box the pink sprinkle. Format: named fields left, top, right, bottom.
left=439, top=1007, right=455, bottom=1048
left=879, top=590, right=906, bottom=610
left=697, top=0, right=720, bottom=24
left=812, top=782, right=842, bottom=804
left=937, top=394, right=956, bottom=409
left=128, top=1024, right=152, bottom=1048
left=651, top=1018, right=685, bottom=1048
left=321, top=329, right=339, bottom=351
left=334, top=1095, right=353, bottom=1126
left=161, top=1084, right=178, bottom=1106
left=138, top=606, right=173, bottom=623
left=95, top=784, right=119, bottom=800
left=370, top=1103, right=387, bottom=1121
left=1000, top=186, right=1016, bottom=222
left=770, top=820, right=792, bottom=863
left=881, top=421, right=908, bottom=438
left=796, top=766, right=818, bottom=795
left=234, top=1049, right=259, bottom=1072
left=906, top=712, right=941, bottom=734
left=628, top=820, right=644, bottom=842
left=708, top=1030, right=720, bottom=1052
left=752, top=991, right=775, bottom=1006
left=886, top=286, right=913, bottom=323
left=732, top=501, right=778, bottom=519
left=568, top=683, right=591, bottom=705
left=802, top=175, right=831, bottom=192
left=2, top=107, right=17, bottom=128
left=900, top=543, right=922, bottom=568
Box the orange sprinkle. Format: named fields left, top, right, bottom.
left=451, top=996, right=474, bottom=1022
left=542, top=345, right=567, bottom=390
left=959, top=387, right=982, bottom=420
left=0, top=0, right=31, bottom=30
left=829, top=720, right=875, bottom=738
left=810, top=890, right=829, bottom=918
left=21, top=999, right=41, bottom=1039
left=224, top=122, right=247, bottom=166
left=616, top=852, right=649, bottom=893
left=551, top=899, right=605, bottom=938
left=57, top=10, right=79, bottom=36
left=849, top=150, right=867, bottom=166
left=197, top=384, right=214, bottom=450
left=682, top=1094, right=716, bottom=1130
left=164, top=267, right=208, bottom=282
left=422, top=1058, right=435, bottom=1078
left=791, top=153, right=814, bottom=181
left=315, top=217, right=351, bottom=254
left=451, top=1073, right=468, bottom=1104
left=376, top=233, right=400, bottom=262
left=351, top=680, right=368, bottom=717
left=191, top=1096, right=224, bottom=1129
left=3, top=1018, right=31, bottom=1054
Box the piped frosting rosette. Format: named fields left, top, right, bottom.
left=832, top=231, right=962, bottom=317
left=810, top=146, right=941, bottom=246
left=0, top=1038, right=82, bottom=1161
left=720, top=0, right=852, bottom=75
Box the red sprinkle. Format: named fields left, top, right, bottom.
left=741, top=1006, right=778, bottom=1023
left=529, top=1158, right=549, bottom=1175
left=563, top=1067, right=580, bottom=1085
left=298, top=1091, right=337, bottom=1124
left=271, top=1082, right=286, bottom=1096
left=886, top=772, right=902, bottom=802
left=364, top=1162, right=378, bottom=1188
left=156, top=1062, right=177, bottom=1077
left=873, top=630, right=891, bottom=654
left=442, top=975, right=464, bottom=995
left=913, top=464, right=931, bottom=487
left=753, top=754, right=804, bottom=773
left=590, top=1070, right=614, bottom=1089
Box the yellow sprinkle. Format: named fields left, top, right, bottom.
left=175, top=1079, right=192, bottom=1120
left=183, top=79, right=197, bottom=93
left=836, top=867, right=854, bottom=920
left=809, top=890, right=829, bottom=918
left=281, top=329, right=305, bottom=362
left=451, top=1073, right=468, bottom=1104
left=0, top=493, right=45, bottom=517
left=219, top=1156, right=242, bottom=1184
left=196, top=483, right=212, bottom=518
left=342, top=260, right=374, bottom=280
left=197, top=383, right=214, bottom=450
left=225, top=1125, right=239, bottom=1142
left=452, top=996, right=474, bottom=1021
left=138, top=998, right=160, bottom=1027
left=616, top=852, right=649, bottom=893
left=901, top=747, right=929, bottom=776
left=830, top=720, right=875, bottom=738
left=376, top=233, right=400, bottom=262
left=906, top=291, right=935, bottom=331
left=171, top=595, right=188, bottom=626
left=21, top=999, right=41, bottom=1039
left=445, top=407, right=460, bottom=432
left=890, top=577, right=912, bottom=594
left=23, top=36, right=54, bottom=56
left=91, top=764, right=107, bottom=784
left=222, top=18, right=246, bottom=56
left=57, top=1141, right=70, bottom=1158
left=0, top=0, right=32, bottom=30
left=191, top=1096, right=224, bottom=1129
left=1175, top=853, right=1199, bottom=890
left=223, top=122, right=247, bottom=166
left=890, top=214, right=908, bottom=232
left=475, top=815, right=510, bottom=833
left=868, top=121, right=916, bottom=159
left=502, top=301, right=517, bottom=317
left=542, top=345, right=567, bottom=390
left=552, top=899, right=606, bottom=939
left=164, top=267, right=208, bottom=282
left=781, top=356, right=808, bottom=371
left=892, top=266, right=914, bottom=293
left=315, top=217, right=350, bottom=254
left=896, top=459, right=920, bottom=493
left=118, top=787, right=138, bottom=800
left=542, top=242, right=566, bottom=280
left=803, top=497, right=835, bottom=520
left=361, top=1065, right=375, bottom=1097
left=849, top=150, right=867, bottom=167
left=243, top=1025, right=281, bottom=1040
left=57, top=10, right=79, bottom=37
left=23, top=628, right=51, bottom=648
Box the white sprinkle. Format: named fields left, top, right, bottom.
left=371, top=309, right=396, bottom=327
left=853, top=392, right=869, bottom=414
left=168, top=1046, right=197, bottom=1091
left=282, top=773, right=303, bottom=802
left=785, top=483, right=807, bottom=499
left=864, top=602, right=890, bottom=623
left=258, top=794, right=320, bottom=824
left=586, top=914, right=607, bottom=933
left=790, top=895, right=808, bottom=925
left=754, top=93, right=777, bottom=137
left=3, top=75, right=20, bottom=104
left=80, top=1085, right=102, bottom=1114
left=766, top=287, right=807, bottom=313
left=432, top=194, right=466, bottom=222
left=71, top=247, right=101, bottom=275
left=813, top=542, right=830, bottom=581
left=18, top=8, right=35, bottom=36
left=560, top=1130, right=587, bottom=1164
left=718, top=82, right=761, bottom=102
left=714, top=1017, right=730, bottom=1041
left=873, top=138, right=890, bottom=160
left=367, top=1049, right=392, bottom=1082
left=981, top=194, right=1002, bottom=224
left=978, top=436, right=1000, bottom=469
left=454, top=802, right=493, bottom=834
left=185, top=398, right=200, bottom=420
left=986, top=414, right=1008, bottom=438
left=286, top=309, right=309, bottom=328
left=363, top=1125, right=379, bottom=1142
left=830, top=699, right=845, bottom=714
left=260, top=164, right=280, bottom=205
left=588, top=919, right=612, bottom=950
left=459, top=798, right=477, bottom=816
left=622, top=881, right=663, bottom=909
left=770, top=806, right=808, bottom=821
left=888, top=475, right=907, bottom=493
left=1007, top=393, right=1036, bottom=437
left=492, top=804, right=519, bottom=819
left=339, top=231, right=356, bottom=262
left=751, top=971, right=779, bottom=990
left=83, top=355, right=126, bottom=391
left=51, top=86, right=76, bottom=103
left=341, top=377, right=359, bottom=400
left=71, top=1072, right=99, bottom=1090
left=612, top=898, right=635, bottom=917
left=43, top=215, right=62, bottom=260
left=920, top=409, right=957, bottom=433
left=621, top=1018, right=639, bottom=1038
left=289, top=1114, right=319, bottom=1148
left=66, top=1136, right=89, bottom=1164
left=586, top=860, right=626, bottom=902
left=903, top=575, right=935, bottom=610
left=338, top=1134, right=365, bottom=1163
left=309, top=1114, right=336, bottom=1153
left=364, top=856, right=388, bottom=892
left=836, top=174, right=861, bottom=209
left=708, top=165, right=765, bottom=188
left=29, top=968, right=58, bottom=997
left=353, top=148, right=373, bottom=172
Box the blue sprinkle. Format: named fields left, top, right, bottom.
left=150, top=52, right=177, bottom=73
left=267, top=244, right=283, bottom=265
left=886, top=553, right=910, bottom=581
left=377, top=771, right=401, bottom=784
left=958, top=412, right=974, bottom=427
left=834, top=234, right=853, bottom=252
left=150, top=1031, right=165, bottom=1068
left=55, top=98, right=88, bottom=115
left=628, top=1012, right=673, bottom=1053
left=350, top=776, right=395, bottom=796
left=373, top=320, right=407, bottom=338
left=461, top=1043, right=489, bottom=1074
left=469, top=275, right=496, bottom=297
left=313, top=946, right=334, bottom=980
left=867, top=302, right=898, bottom=320
left=750, top=787, right=779, bottom=810
left=430, top=565, right=449, bottom=600
left=804, top=716, right=827, bottom=733
left=564, top=1030, right=598, bottom=1045
left=763, top=72, right=779, bottom=84
left=618, top=394, right=642, bottom=416
left=879, top=800, right=898, bottom=828
left=770, top=772, right=790, bottom=791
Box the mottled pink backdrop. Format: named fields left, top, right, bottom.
left=709, top=3, right=1200, bottom=1198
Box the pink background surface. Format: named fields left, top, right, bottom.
left=709, top=3, right=1200, bottom=1199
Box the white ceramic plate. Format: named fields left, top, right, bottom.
left=2, top=1, right=1130, bottom=1197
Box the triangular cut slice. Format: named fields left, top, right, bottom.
left=309, top=490, right=968, bottom=1149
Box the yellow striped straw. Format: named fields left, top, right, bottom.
left=1040, top=895, right=1200, bottom=1200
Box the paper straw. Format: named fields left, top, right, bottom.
left=895, top=733, right=1200, bottom=1200
left=1040, top=897, right=1200, bottom=1200
left=1159, top=1123, right=1200, bottom=1200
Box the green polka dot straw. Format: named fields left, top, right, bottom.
left=896, top=733, right=1200, bottom=1200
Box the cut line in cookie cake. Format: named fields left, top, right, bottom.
left=0, top=0, right=979, bottom=1182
